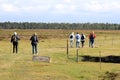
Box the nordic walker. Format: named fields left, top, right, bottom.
left=11, top=32, right=20, bottom=53
left=69, top=32, right=75, bottom=48
left=81, top=33, right=86, bottom=48
left=30, top=32, right=39, bottom=55
left=89, top=31, right=96, bottom=48
left=76, top=32, right=81, bottom=48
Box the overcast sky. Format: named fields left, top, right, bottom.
left=0, top=0, right=120, bottom=23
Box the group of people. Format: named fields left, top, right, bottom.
left=69, top=31, right=96, bottom=48
left=11, top=32, right=38, bottom=55
left=10, top=31, right=96, bottom=55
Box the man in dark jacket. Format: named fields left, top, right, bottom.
left=30, top=32, right=39, bottom=55
left=11, top=32, right=20, bottom=53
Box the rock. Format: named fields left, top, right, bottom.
left=32, top=56, right=51, bottom=63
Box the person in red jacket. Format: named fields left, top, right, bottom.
left=89, top=31, right=96, bottom=48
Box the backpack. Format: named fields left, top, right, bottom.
left=70, top=35, right=73, bottom=39
left=33, top=36, right=37, bottom=42
left=90, top=34, right=94, bottom=39
left=31, top=35, right=38, bottom=44
left=76, top=35, right=79, bottom=39
left=12, top=35, right=17, bottom=42
left=81, top=35, right=84, bottom=40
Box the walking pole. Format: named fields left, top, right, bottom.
left=10, top=42, right=12, bottom=54
left=10, top=34, right=12, bottom=54
left=37, top=41, right=39, bottom=55
left=67, top=39, right=69, bottom=58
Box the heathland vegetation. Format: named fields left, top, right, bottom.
left=0, top=29, right=120, bottom=80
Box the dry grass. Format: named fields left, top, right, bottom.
left=0, top=29, right=120, bottom=80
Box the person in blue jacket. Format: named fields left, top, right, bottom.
left=76, top=32, right=81, bottom=48
left=30, top=32, right=39, bottom=55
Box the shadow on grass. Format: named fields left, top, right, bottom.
left=79, top=55, right=120, bottom=63
left=68, top=55, right=120, bottom=63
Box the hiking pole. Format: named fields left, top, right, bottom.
left=37, top=41, right=39, bottom=55
left=9, top=34, right=12, bottom=54
left=66, top=39, right=69, bottom=58
left=10, top=42, right=12, bottom=54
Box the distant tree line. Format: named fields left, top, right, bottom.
left=0, top=22, right=120, bottom=30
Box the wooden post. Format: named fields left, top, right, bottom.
left=104, top=36, right=106, bottom=45
left=76, top=49, right=79, bottom=62
left=112, top=37, right=113, bottom=48
left=119, top=38, right=120, bottom=48
left=67, top=39, right=69, bottom=58
left=99, top=51, right=102, bottom=70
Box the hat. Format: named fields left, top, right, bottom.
left=34, top=32, right=37, bottom=35
left=14, top=32, right=17, bottom=35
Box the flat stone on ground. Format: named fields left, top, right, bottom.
left=32, top=56, right=51, bottom=63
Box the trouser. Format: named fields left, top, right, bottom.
left=90, top=39, right=94, bottom=48
left=13, top=42, right=18, bottom=53
left=81, top=41, right=85, bottom=48
left=32, top=44, right=38, bottom=54
left=70, top=40, right=74, bottom=48
left=76, top=41, right=80, bottom=48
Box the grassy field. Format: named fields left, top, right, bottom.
left=0, top=29, right=120, bottom=80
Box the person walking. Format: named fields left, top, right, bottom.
left=69, top=32, right=75, bottom=48
left=11, top=32, right=20, bottom=53
left=30, top=32, right=39, bottom=55
left=76, top=32, right=81, bottom=48
left=81, top=33, right=86, bottom=48
left=89, top=31, right=96, bottom=48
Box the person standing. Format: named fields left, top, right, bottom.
left=76, top=32, right=81, bottom=48
left=81, top=33, right=86, bottom=48
left=69, top=32, right=75, bottom=48
left=89, top=31, right=96, bottom=48
left=11, top=32, right=20, bottom=53
left=30, top=32, right=39, bottom=55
